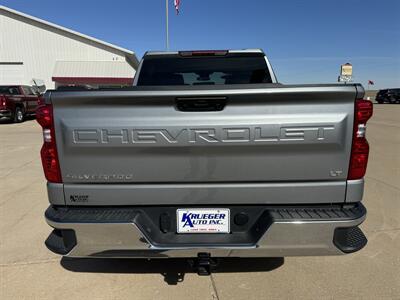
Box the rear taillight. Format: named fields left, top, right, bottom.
left=348, top=99, right=373, bottom=180
left=0, top=95, right=6, bottom=108
left=36, top=104, right=62, bottom=183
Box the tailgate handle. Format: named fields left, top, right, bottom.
left=175, top=97, right=227, bottom=112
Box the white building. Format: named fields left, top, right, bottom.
left=0, top=5, right=139, bottom=90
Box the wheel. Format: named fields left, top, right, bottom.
left=13, top=107, right=24, bottom=123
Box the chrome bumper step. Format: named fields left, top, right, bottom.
left=45, top=203, right=367, bottom=258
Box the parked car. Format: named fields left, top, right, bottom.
left=37, top=49, right=372, bottom=274
left=376, top=88, right=400, bottom=104
left=0, top=85, right=41, bottom=122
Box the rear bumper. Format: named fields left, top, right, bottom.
left=45, top=203, right=367, bottom=258
left=0, top=110, right=12, bottom=119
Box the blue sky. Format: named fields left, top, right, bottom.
left=1, top=0, right=399, bottom=89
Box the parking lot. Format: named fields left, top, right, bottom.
left=1, top=105, right=399, bottom=299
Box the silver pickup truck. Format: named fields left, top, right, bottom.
left=38, top=49, right=373, bottom=272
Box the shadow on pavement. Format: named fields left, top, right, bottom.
left=60, top=257, right=284, bottom=285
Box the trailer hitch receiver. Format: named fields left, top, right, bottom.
left=193, top=253, right=218, bottom=275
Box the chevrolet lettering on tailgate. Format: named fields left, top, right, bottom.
left=71, top=125, right=336, bottom=145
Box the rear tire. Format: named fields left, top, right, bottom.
left=13, top=107, right=24, bottom=123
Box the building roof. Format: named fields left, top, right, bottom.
left=0, top=5, right=139, bottom=68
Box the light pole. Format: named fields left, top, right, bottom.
left=166, top=0, right=169, bottom=50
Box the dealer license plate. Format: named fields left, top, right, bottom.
left=177, top=208, right=230, bottom=233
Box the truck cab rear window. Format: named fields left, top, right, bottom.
left=0, top=86, right=20, bottom=95
left=137, top=56, right=272, bottom=86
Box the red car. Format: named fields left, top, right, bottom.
left=0, top=85, right=41, bottom=122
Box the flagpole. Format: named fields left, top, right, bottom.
left=166, top=0, right=169, bottom=50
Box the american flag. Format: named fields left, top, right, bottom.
left=174, top=0, right=180, bottom=14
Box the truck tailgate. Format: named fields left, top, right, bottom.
left=50, top=85, right=359, bottom=186
left=48, top=84, right=365, bottom=205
